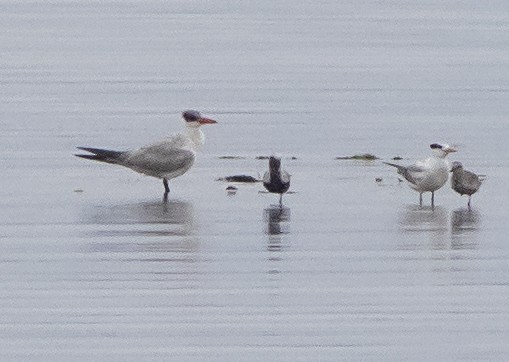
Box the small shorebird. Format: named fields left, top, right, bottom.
left=75, top=110, right=217, bottom=199
left=450, top=161, right=484, bottom=210
left=384, top=143, right=457, bottom=208
left=263, top=156, right=291, bottom=206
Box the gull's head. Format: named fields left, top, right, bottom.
left=269, top=156, right=282, bottom=171
left=450, top=161, right=463, bottom=172
left=182, top=110, right=217, bottom=128
left=430, top=143, right=457, bottom=158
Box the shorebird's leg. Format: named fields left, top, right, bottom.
left=163, top=178, right=170, bottom=202
left=419, top=193, right=423, bottom=207
left=431, top=191, right=435, bottom=209
left=279, top=194, right=283, bottom=207
left=468, top=196, right=472, bottom=210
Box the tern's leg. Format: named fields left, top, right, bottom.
left=431, top=191, right=435, bottom=209
left=419, top=193, right=423, bottom=207
left=163, top=178, right=170, bottom=202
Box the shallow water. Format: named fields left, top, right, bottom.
left=1, top=0, right=509, bottom=360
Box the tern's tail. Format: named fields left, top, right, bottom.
left=383, top=161, right=407, bottom=174
left=75, top=147, right=128, bottom=164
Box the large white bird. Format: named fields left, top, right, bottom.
left=384, top=143, right=457, bottom=208
left=75, top=110, right=217, bottom=197
left=263, top=156, right=291, bottom=206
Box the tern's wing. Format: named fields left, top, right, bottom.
left=402, top=164, right=428, bottom=185
left=125, top=142, right=194, bottom=175
left=384, top=161, right=425, bottom=185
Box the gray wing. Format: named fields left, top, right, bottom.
left=402, top=164, right=427, bottom=185
left=125, top=143, right=194, bottom=175
left=280, top=170, right=291, bottom=184
left=462, top=170, right=482, bottom=189
left=384, top=162, right=425, bottom=185
left=262, top=170, right=270, bottom=184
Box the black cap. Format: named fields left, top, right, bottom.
left=182, top=110, right=201, bottom=122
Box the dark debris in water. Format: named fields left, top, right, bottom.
left=226, top=185, right=238, bottom=194
left=218, top=156, right=246, bottom=159
left=256, top=156, right=298, bottom=160
left=216, top=175, right=260, bottom=183
left=392, top=156, right=403, bottom=160
left=335, top=153, right=379, bottom=161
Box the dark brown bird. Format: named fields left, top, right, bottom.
left=450, top=161, right=484, bottom=210
left=263, top=156, right=290, bottom=206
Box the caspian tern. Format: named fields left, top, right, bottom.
left=263, top=156, right=291, bottom=206
left=450, top=161, right=484, bottom=210
left=383, top=143, right=457, bottom=208
left=75, top=110, right=217, bottom=198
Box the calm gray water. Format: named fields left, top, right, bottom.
left=1, top=0, right=509, bottom=360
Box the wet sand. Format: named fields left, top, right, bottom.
left=1, top=0, right=509, bottom=360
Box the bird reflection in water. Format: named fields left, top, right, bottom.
left=399, top=205, right=448, bottom=232
left=83, top=200, right=197, bottom=255
left=398, top=205, right=449, bottom=250
left=264, top=206, right=291, bottom=252
left=450, top=208, right=481, bottom=250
